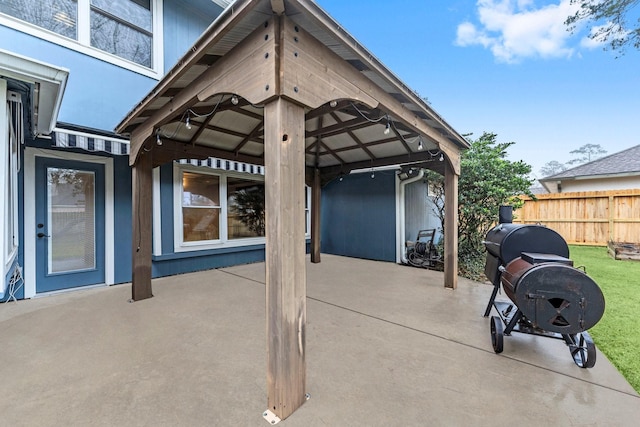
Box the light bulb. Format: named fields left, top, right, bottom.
left=156, top=133, right=162, bottom=146
left=371, top=171, right=375, bottom=179
left=330, top=100, right=338, bottom=108
left=231, top=95, right=239, bottom=105
left=185, top=116, right=192, bottom=130
left=339, top=176, right=343, bottom=182
left=418, top=140, right=424, bottom=151
left=439, top=153, right=444, bottom=162
left=384, top=122, right=390, bottom=135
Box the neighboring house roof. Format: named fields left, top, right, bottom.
left=540, top=144, right=640, bottom=182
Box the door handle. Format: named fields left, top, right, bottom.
left=37, top=232, right=50, bottom=238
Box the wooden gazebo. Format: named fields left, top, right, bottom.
left=115, top=0, right=469, bottom=421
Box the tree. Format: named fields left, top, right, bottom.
left=425, top=132, right=535, bottom=279
left=231, top=186, right=265, bottom=236
left=565, top=0, right=640, bottom=54
left=567, top=143, right=607, bottom=165
left=540, top=160, right=568, bottom=177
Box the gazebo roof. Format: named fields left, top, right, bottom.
left=115, top=0, right=468, bottom=179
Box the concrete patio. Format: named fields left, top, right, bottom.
left=1, top=254, right=638, bottom=426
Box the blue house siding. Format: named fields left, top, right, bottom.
left=152, top=245, right=266, bottom=277
left=159, top=163, right=175, bottom=255
left=0, top=26, right=156, bottom=131
left=163, top=0, right=223, bottom=72
left=113, top=155, right=133, bottom=284
left=321, top=171, right=397, bottom=262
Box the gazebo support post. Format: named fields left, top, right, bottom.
left=131, top=149, right=154, bottom=301
left=264, top=97, right=307, bottom=420
left=444, top=158, right=459, bottom=289
left=311, top=168, right=322, bottom=263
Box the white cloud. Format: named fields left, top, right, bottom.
left=456, top=0, right=581, bottom=63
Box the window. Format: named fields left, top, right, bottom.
left=181, top=171, right=220, bottom=242
left=0, top=0, right=77, bottom=39
left=227, top=177, right=265, bottom=239
left=174, top=165, right=310, bottom=252
left=0, top=0, right=160, bottom=75
left=90, top=0, right=152, bottom=68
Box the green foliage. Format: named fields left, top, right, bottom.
left=426, top=132, right=535, bottom=280
left=565, top=0, right=640, bottom=54
left=569, top=245, right=640, bottom=393
left=231, top=187, right=265, bottom=236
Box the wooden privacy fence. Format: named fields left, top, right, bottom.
left=512, top=189, right=640, bottom=246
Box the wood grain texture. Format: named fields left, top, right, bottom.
left=131, top=148, right=154, bottom=301
left=264, top=97, right=307, bottom=420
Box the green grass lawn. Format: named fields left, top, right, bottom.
left=569, top=245, right=640, bottom=393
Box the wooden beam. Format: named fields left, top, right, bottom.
left=279, top=16, right=377, bottom=111
left=128, top=17, right=278, bottom=166
left=444, top=159, right=458, bottom=290
left=311, top=168, right=321, bottom=263
left=150, top=138, right=264, bottom=168
left=131, top=148, right=154, bottom=301
left=264, top=97, right=307, bottom=420
left=288, top=4, right=467, bottom=171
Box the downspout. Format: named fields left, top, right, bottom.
left=397, top=169, right=425, bottom=264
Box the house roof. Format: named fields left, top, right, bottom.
left=115, top=0, right=469, bottom=180
left=540, top=144, right=640, bottom=182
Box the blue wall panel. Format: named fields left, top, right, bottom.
left=163, top=0, right=223, bottom=72
left=321, top=171, right=397, bottom=262
left=160, top=163, right=175, bottom=255
left=152, top=246, right=266, bottom=278
left=0, top=26, right=156, bottom=132
left=113, top=156, right=133, bottom=284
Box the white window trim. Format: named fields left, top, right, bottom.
left=23, top=147, right=115, bottom=298
left=173, top=163, right=268, bottom=253
left=169, top=163, right=312, bottom=254
left=1, top=80, right=19, bottom=282
left=0, top=0, right=164, bottom=79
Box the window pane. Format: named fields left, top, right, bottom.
left=90, top=9, right=151, bottom=67
left=183, top=208, right=219, bottom=242
left=182, top=172, right=220, bottom=242
left=227, top=177, right=265, bottom=239
left=0, top=0, right=77, bottom=39
left=182, top=172, right=219, bottom=207
left=91, top=0, right=151, bottom=32
left=47, top=168, right=96, bottom=273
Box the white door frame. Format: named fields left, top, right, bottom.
left=24, top=147, right=115, bottom=298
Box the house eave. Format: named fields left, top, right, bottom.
left=0, top=48, right=69, bottom=135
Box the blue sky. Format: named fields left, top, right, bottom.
left=314, top=0, right=640, bottom=179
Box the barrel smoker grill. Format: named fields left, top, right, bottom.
left=483, top=210, right=605, bottom=368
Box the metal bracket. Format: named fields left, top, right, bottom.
left=263, top=409, right=281, bottom=425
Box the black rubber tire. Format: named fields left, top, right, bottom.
left=570, top=332, right=597, bottom=368
left=491, top=316, right=504, bottom=354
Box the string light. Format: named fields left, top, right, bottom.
left=156, top=132, right=162, bottom=146
left=231, top=94, right=239, bottom=105
left=384, top=121, right=391, bottom=135
left=439, top=153, right=444, bottom=162
left=418, top=138, right=424, bottom=151
left=330, top=100, right=338, bottom=108
left=185, top=115, right=192, bottom=130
